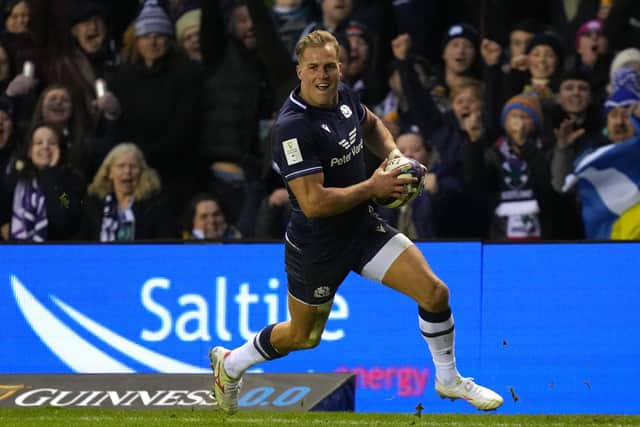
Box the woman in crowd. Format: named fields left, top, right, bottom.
left=27, top=84, right=112, bottom=179
left=78, top=143, right=175, bottom=241
left=0, top=0, right=37, bottom=75
left=0, top=123, right=84, bottom=241
left=111, top=0, right=202, bottom=223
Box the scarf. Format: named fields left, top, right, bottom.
left=11, top=178, right=48, bottom=242
left=99, top=193, right=135, bottom=242
left=493, top=137, right=541, bottom=240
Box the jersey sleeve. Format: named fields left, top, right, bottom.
left=272, top=116, right=323, bottom=182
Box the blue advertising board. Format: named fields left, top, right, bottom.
left=0, top=242, right=638, bottom=414
left=480, top=243, right=640, bottom=414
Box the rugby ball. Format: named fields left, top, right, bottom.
left=373, top=156, right=426, bottom=209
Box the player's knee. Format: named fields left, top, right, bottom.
left=290, top=332, right=321, bottom=350
left=303, top=335, right=322, bottom=349
left=419, top=278, right=449, bottom=311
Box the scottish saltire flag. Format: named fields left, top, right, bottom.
left=563, top=132, right=640, bottom=239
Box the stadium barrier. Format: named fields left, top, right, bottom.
left=0, top=241, right=638, bottom=414
left=0, top=373, right=355, bottom=411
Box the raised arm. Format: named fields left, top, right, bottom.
left=392, top=34, right=442, bottom=135
left=245, top=1, right=296, bottom=104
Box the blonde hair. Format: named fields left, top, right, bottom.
left=88, top=143, right=161, bottom=200
left=449, top=77, right=484, bottom=102
left=119, top=23, right=140, bottom=64
left=295, top=30, right=340, bottom=63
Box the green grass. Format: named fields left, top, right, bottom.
left=0, top=408, right=638, bottom=427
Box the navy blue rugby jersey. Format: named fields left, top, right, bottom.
left=272, top=82, right=374, bottom=254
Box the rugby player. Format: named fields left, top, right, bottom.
left=210, top=29, right=503, bottom=414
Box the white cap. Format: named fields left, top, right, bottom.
left=610, top=48, right=640, bottom=82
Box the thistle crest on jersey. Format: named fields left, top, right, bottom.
left=340, top=105, right=352, bottom=118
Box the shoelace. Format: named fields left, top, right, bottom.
left=460, top=377, right=481, bottom=394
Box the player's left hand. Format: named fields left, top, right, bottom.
left=370, top=158, right=415, bottom=200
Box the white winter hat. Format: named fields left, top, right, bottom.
left=610, top=48, right=640, bottom=83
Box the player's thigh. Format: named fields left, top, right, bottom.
left=381, top=244, right=445, bottom=303
left=357, top=225, right=445, bottom=303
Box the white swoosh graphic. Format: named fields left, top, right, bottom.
left=11, top=275, right=133, bottom=373
left=51, top=296, right=208, bottom=373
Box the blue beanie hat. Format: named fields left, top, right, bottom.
left=135, top=0, right=173, bottom=37
left=604, top=87, right=640, bottom=115
left=605, top=67, right=640, bottom=115
left=611, top=66, right=640, bottom=96
left=501, top=93, right=543, bottom=133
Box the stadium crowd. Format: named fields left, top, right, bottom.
left=0, top=0, right=638, bottom=243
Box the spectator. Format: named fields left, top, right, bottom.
left=78, top=143, right=175, bottom=241
left=0, top=0, right=37, bottom=74
left=39, top=1, right=121, bottom=127
left=27, top=84, right=112, bottom=180
left=271, top=0, right=315, bottom=58
left=299, top=0, right=353, bottom=37
left=339, top=20, right=384, bottom=107
left=28, top=85, right=82, bottom=158
left=199, top=0, right=295, bottom=236
left=502, top=19, right=542, bottom=75
left=566, top=19, right=612, bottom=106
left=111, top=0, right=203, bottom=223
left=562, top=80, right=640, bottom=239
left=0, top=39, right=37, bottom=147
left=181, top=193, right=241, bottom=240
left=388, top=33, right=489, bottom=238
left=0, top=123, right=84, bottom=241
left=465, top=93, right=562, bottom=240
left=427, top=23, right=482, bottom=113
left=488, top=31, right=564, bottom=144
left=550, top=70, right=607, bottom=194
left=175, top=5, right=202, bottom=63
left=547, top=0, right=599, bottom=55
left=511, top=32, right=564, bottom=106
left=374, top=40, right=433, bottom=139
left=603, top=70, right=640, bottom=144
left=608, top=48, right=640, bottom=93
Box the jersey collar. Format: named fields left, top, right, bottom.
left=289, top=84, right=344, bottom=113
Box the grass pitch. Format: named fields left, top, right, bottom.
left=0, top=409, right=638, bottom=427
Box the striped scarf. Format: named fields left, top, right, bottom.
left=11, top=178, right=48, bottom=242
left=99, top=193, right=135, bottom=242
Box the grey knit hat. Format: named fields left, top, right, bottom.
left=135, top=0, right=173, bottom=37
